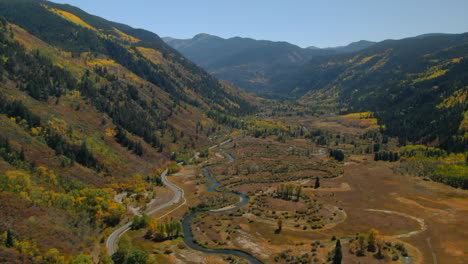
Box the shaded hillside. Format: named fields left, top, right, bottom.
left=163, top=34, right=374, bottom=96
left=321, top=40, right=376, bottom=53
left=0, top=0, right=255, bottom=262
left=287, top=33, right=468, bottom=152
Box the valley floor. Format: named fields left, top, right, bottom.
left=117, top=114, right=468, bottom=264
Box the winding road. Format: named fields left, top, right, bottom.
left=107, top=138, right=258, bottom=263
left=106, top=168, right=185, bottom=255
left=208, top=138, right=233, bottom=150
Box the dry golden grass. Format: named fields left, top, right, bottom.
left=187, top=114, right=467, bottom=263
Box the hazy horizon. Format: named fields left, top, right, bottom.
left=161, top=32, right=467, bottom=49
left=50, top=0, right=468, bottom=48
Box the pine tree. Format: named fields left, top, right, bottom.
left=277, top=217, right=283, bottom=232
left=332, top=239, right=342, bottom=264
left=5, top=230, right=14, bottom=248
left=19, top=148, right=25, bottom=161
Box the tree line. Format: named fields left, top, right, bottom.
left=276, top=184, right=302, bottom=201
left=330, top=149, right=345, bottom=161
left=145, top=218, right=182, bottom=242
left=115, top=126, right=144, bottom=156
left=374, top=151, right=400, bottom=162
left=0, top=92, right=103, bottom=171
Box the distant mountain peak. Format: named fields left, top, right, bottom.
left=163, top=34, right=381, bottom=95
left=412, top=33, right=454, bottom=39
left=342, top=40, right=376, bottom=51
left=321, top=40, right=376, bottom=53
left=193, top=33, right=217, bottom=40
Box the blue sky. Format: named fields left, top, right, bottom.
left=52, top=0, right=468, bottom=48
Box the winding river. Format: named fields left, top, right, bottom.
left=181, top=163, right=263, bottom=264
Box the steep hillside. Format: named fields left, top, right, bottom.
left=163, top=34, right=374, bottom=96
left=286, top=33, right=468, bottom=152
left=0, top=0, right=255, bottom=262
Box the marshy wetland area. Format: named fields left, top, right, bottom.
left=121, top=112, right=468, bottom=264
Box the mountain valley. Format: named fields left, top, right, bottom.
left=0, top=1, right=466, bottom=264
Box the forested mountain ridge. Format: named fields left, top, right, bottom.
left=0, top=0, right=254, bottom=114
left=319, top=40, right=376, bottom=53
left=287, top=33, right=468, bottom=152
left=166, top=31, right=467, bottom=152
left=0, top=0, right=255, bottom=262
left=163, top=34, right=374, bottom=96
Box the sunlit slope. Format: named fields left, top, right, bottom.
left=286, top=34, right=468, bottom=152
left=0, top=0, right=256, bottom=261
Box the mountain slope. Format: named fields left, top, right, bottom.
left=163, top=34, right=375, bottom=96
left=288, top=33, right=468, bottom=152
left=0, top=0, right=254, bottom=114
left=324, top=40, right=376, bottom=53
left=0, top=0, right=255, bottom=261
